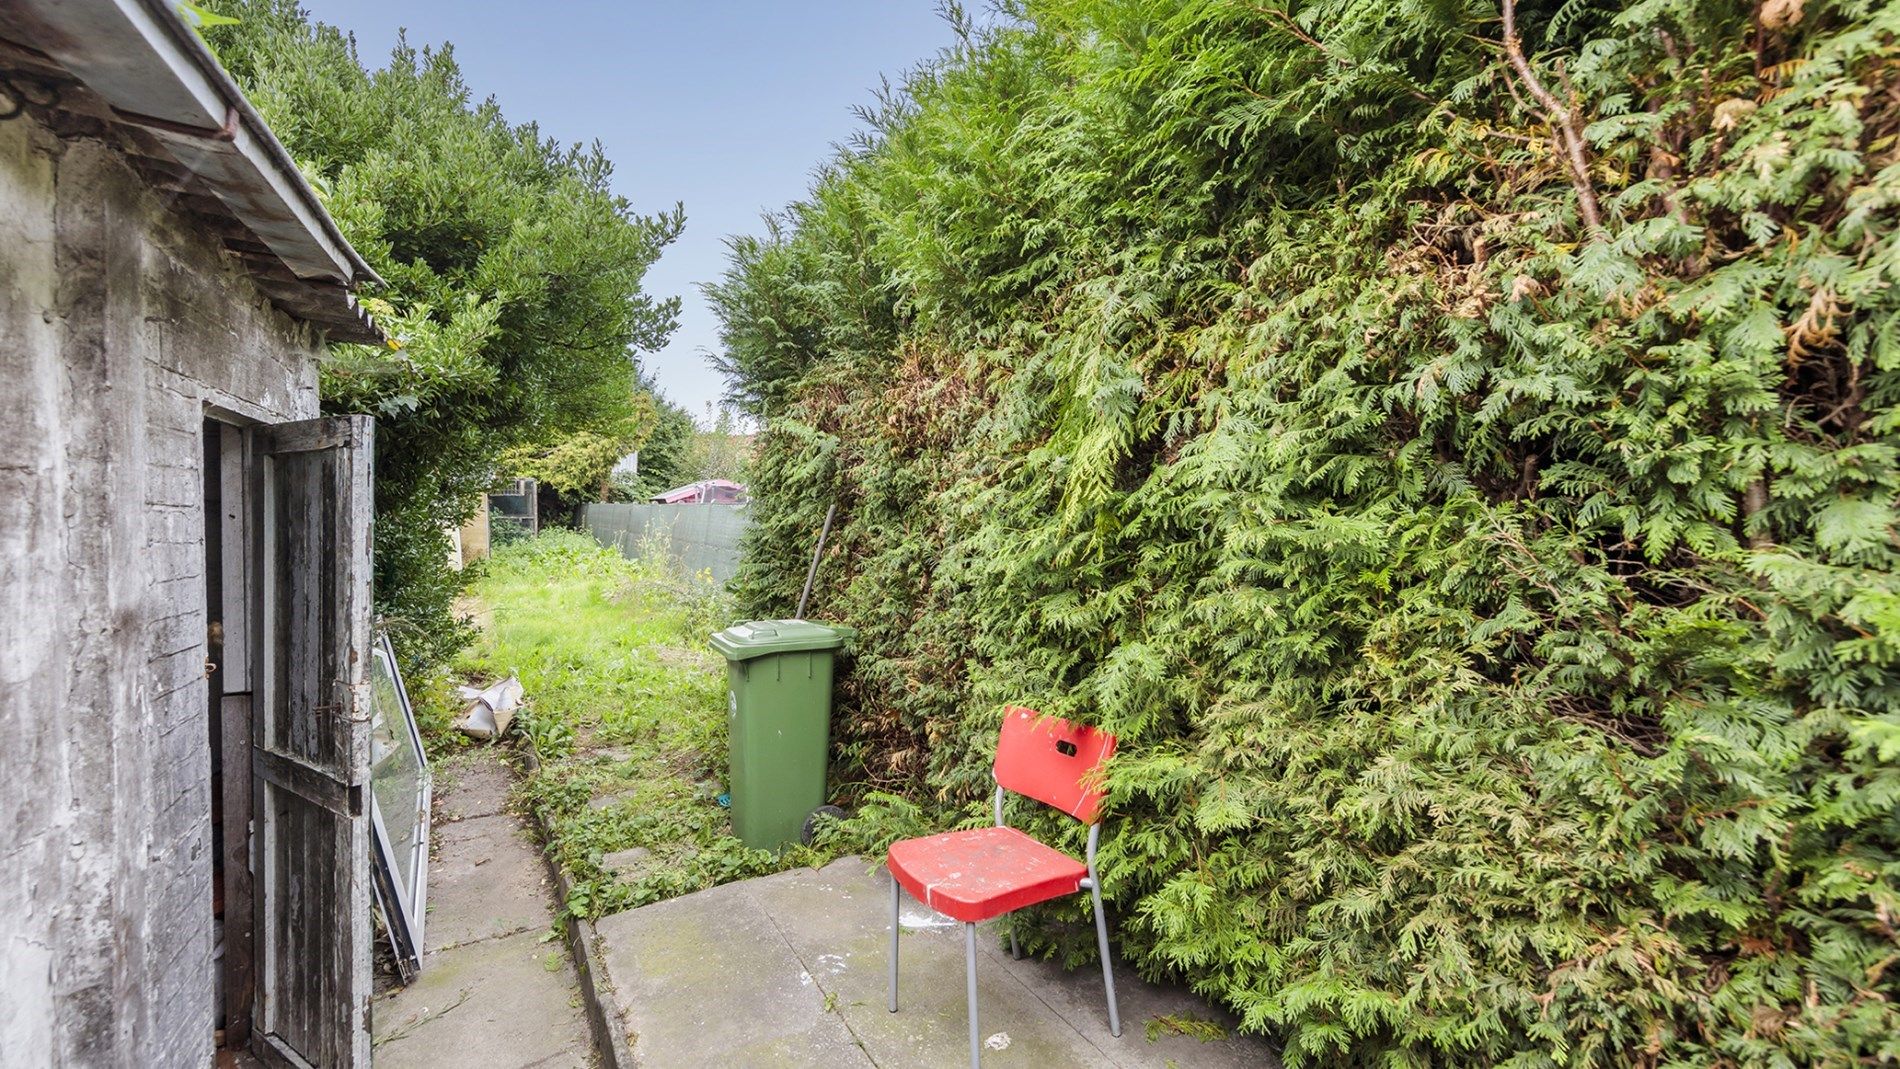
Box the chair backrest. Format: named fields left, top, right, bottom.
left=993, top=705, right=1117, bottom=824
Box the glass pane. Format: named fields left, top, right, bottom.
left=368, top=635, right=427, bottom=903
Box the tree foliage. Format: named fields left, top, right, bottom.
left=610, top=381, right=700, bottom=500
left=713, top=0, right=1900, bottom=1063
left=208, top=1, right=683, bottom=665
left=683, top=408, right=757, bottom=485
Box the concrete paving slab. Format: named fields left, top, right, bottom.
left=423, top=814, right=556, bottom=950
left=600, top=846, right=655, bottom=882
left=593, top=880, right=873, bottom=1068
left=373, top=929, right=588, bottom=1069
left=373, top=752, right=596, bottom=1069
left=753, top=858, right=1097, bottom=1067
left=592, top=855, right=1279, bottom=1068
left=587, top=790, right=637, bottom=812
left=979, top=944, right=1262, bottom=1068
left=435, top=752, right=516, bottom=821
left=521, top=1043, right=597, bottom=1069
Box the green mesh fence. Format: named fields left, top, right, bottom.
left=582, top=503, right=750, bottom=583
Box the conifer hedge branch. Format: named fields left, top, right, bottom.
left=710, top=1, right=1900, bottom=1063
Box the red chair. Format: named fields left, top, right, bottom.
left=886, top=706, right=1121, bottom=1067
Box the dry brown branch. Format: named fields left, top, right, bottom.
left=1787, top=286, right=1843, bottom=362
left=1500, top=0, right=1605, bottom=234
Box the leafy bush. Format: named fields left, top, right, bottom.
left=711, top=1, right=1900, bottom=1064
left=207, top=4, right=682, bottom=669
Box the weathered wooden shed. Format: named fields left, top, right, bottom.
left=1, top=1, right=385, bottom=1065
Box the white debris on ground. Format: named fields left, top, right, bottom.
left=454, top=674, right=523, bottom=740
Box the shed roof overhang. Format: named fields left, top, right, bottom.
left=0, top=0, right=384, bottom=343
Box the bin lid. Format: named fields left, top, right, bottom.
left=710, top=619, right=854, bottom=661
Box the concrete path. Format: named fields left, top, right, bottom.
left=372, top=753, right=595, bottom=1069
left=594, top=856, right=1279, bottom=1068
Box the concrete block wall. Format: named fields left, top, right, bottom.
left=0, top=109, right=323, bottom=1067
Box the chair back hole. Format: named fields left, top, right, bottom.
left=993, top=705, right=1117, bottom=824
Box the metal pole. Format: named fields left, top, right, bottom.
left=889, top=875, right=901, bottom=1013
left=1091, top=882, right=1122, bottom=1037
left=965, top=922, right=981, bottom=1069
left=1086, top=822, right=1122, bottom=1036
left=795, top=503, right=836, bottom=620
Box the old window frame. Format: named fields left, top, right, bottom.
left=367, top=629, right=431, bottom=982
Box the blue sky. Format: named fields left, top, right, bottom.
left=299, top=0, right=958, bottom=425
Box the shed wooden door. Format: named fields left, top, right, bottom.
left=252, top=415, right=374, bottom=1068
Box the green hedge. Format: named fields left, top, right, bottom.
left=710, top=1, right=1900, bottom=1063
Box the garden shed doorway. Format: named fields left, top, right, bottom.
left=205, top=415, right=378, bottom=1067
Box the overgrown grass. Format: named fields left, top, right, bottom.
left=461, top=529, right=833, bottom=919
left=456, top=530, right=1126, bottom=943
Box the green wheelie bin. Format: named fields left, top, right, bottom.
left=710, top=620, right=854, bottom=851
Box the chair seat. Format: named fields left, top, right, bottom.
left=887, top=826, right=1087, bottom=923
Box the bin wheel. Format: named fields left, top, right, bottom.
left=802, top=805, right=847, bottom=845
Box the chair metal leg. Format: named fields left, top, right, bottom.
left=1008, top=930, right=1021, bottom=960
left=1090, top=884, right=1121, bottom=1037
left=965, top=921, right=981, bottom=1069
left=889, top=873, right=901, bottom=1013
